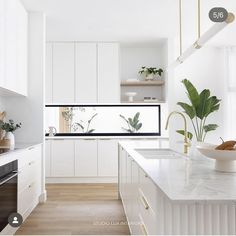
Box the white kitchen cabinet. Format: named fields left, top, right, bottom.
left=98, top=139, right=118, bottom=177
left=0, top=0, right=28, bottom=96
left=18, top=145, right=42, bottom=217
left=75, top=139, right=98, bottom=177
left=0, top=0, right=5, bottom=87
left=45, top=140, right=51, bottom=177
left=75, top=43, right=97, bottom=103
left=53, top=43, right=75, bottom=103
left=51, top=139, right=75, bottom=177
left=97, top=43, right=120, bottom=103
left=45, top=43, right=53, bottom=103
left=16, top=0, right=28, bottom=95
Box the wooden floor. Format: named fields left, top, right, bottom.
left=16, top=184, right=130, bottom=235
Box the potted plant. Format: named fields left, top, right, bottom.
left=0, top=119, right=22, bottom=150
left=139, top=66, right=163, bottom=81
left=177, top=79, right=221, bottom=144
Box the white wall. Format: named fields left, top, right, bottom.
left=0, top=97, right=5, bottom=111
left=168, top=46, right=226, bottom=152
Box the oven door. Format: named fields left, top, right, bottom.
left=0, top=172, right=18, bottom=232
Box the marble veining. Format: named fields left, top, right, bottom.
left=119, top=140, right=236, bottom=202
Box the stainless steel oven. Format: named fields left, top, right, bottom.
left=0, top=160, right=18, bottom=232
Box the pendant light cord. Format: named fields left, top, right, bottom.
left=179, top=0, right=182, bottom=56
left=198, top=0, right=201, bottom=39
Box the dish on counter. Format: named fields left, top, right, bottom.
left=197, top=142, right=236, bottom=172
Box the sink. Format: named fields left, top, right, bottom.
left=134, top=148, right=182, bottom=159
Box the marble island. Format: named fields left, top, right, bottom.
left=118, top=139, right=236, bottom=235
left=119, top=139, right=236, bottom=202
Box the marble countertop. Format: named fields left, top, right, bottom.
left=119, top=139, right=236, bottom=202
left=0, top=142, right=42, bottom=157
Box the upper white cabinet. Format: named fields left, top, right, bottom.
left=97, top=43, right=120, bottom=103
left=75, top=43, right=97, bottom=103
left=98, top=139, right=118, bottom=177
left=45, top=42, right=120, bottom=103
left=52, top=43, right=75, bottom=103
left=45, top=43, right=53, bottom=103
left=0, top=0, right=28, bottom=96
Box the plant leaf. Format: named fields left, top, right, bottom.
left=176, top=130, right=193, bottom=140
left=196, top=89, right=211, bottom=119
left=203, top=124, right=218, bottom=133
left=87, top=129, right=95, bottom=133
left=177, top=102, right=196, bottom=119
left=181, top=79, right=200, bottom=108
left=136, top=123, right=142, bottom=131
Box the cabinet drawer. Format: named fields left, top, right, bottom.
left=18, top=181, right=38, bottom=215
left=18, top=146, right=41, bottom=170
left=139, top=188, right=158, bottom=234
left=139, top=168, right=158, bottom=214
left=18, top=159, right=39, bottom=194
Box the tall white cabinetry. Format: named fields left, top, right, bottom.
left=75, top=43, right=97, bottom=103
left=97, top=43, right=120, bottom=103
left=0, top=0, right=28, bottom=96
left=45, top=42, right=120, bottom=103
left=52, top=43, right=75, bottom=103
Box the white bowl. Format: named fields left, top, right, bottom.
left=197, top=143, right=236, bottom=172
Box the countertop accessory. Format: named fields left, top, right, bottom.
left=197, top=142, right=236, bottom=172
left=125, top=92, right=137, bottom=102
left=165, top=111, right=191, bottom=154
left=48, top=126, right=57, bottom=137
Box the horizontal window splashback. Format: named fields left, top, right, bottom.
left=45, top=104, right=161, bottom=136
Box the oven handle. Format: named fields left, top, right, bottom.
left=0, top=172, right=18, bottom=186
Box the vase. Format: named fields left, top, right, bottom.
left=4, top=132, right=15, bottom=150
left=145, top=74, right=155, bottom=81
left=189, top=140, right=202, bottom=159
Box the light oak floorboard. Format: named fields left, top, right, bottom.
left=16, top=184, right=130, bottom=235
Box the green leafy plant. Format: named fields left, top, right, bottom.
left=139, top=66, right=163, bottom=77
left=73, top=113, right=98, bottom=133
left=0, top=119, right=22, bottom=133
left=177, top=79, right=221, bottom=142
left=62, top=107, right=77, bottom=131
left=120, top=112, right=142, bottom=133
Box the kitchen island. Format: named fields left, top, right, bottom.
left=119, top=140, right=236, bottom=235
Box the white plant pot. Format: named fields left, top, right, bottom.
left=145, top=74, right=155, bottom=81
left=4, top=132, right=15, bottom=150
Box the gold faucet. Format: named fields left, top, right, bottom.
left=165, top=111, right=190, bottom=154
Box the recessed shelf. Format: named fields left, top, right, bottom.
left=121, top=80, right=165, bottom=86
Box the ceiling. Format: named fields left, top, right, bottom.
left=21, top=0, right=236, bottom=45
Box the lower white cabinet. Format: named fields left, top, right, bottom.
left=75, top=139, right=97, bottom=177
left=45, top=139, right=118, bottom=182
left=98, top=139, right=118, bottom=177
left=51, top=139, right=75, bottom=177
left=17, top=145, right=42, bottom=217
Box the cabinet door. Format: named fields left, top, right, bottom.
left=5, top=0, right=17, bottom=92
left=97, top=43, right=120, bottom=103
left=51, top=140, right=75, bottom=177
left=16, top=0, right=28, bottom=96
left=53, top=43, right=75, bottom=103
left=45, top=140, right=51, bottom=177
left=75, top=139, right=98, bottom=177
left=75, top=43, right=97, bottom=103
left=98, top=139, right=118, bottom=177
left=0, top=0, right=5, bottom=87
left=45, top=43, right=53, bottom=103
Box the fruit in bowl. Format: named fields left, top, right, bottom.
left=197, top=139, right=236, bottom=172
left=215, top=138, right=236, bottom=151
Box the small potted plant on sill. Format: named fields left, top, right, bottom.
left=139, top=66, right=163, bottom=81
left=0, top=119, right=22, bottom=150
